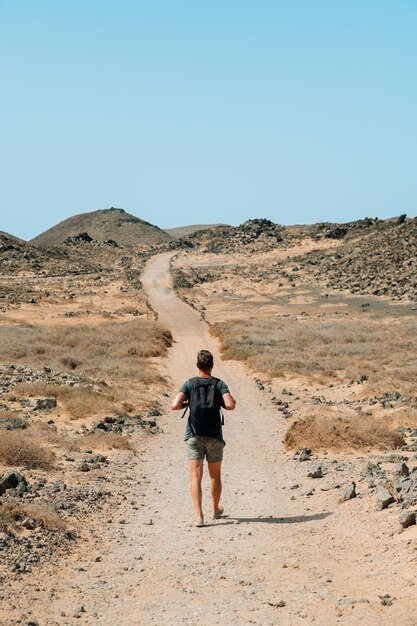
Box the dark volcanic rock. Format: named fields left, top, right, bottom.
left=0, top=472, right=28, bottom=495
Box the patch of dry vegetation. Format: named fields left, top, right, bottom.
left=284, top=410, right=405, bottom=452
left=12, top=382, right=120, bottom=419
left=0, top=501, right=65, bottom=532
left=0, top=431, right=55, bottom=469
left=1, top=319, right=172, bottom=380
left=211, top=317, right=417, bottom=394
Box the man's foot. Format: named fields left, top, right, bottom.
left=194, top=515, right=205, bottom=527
left=212, top=506, right=224, bottom=520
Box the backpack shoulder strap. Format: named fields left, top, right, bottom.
left=180, top=379, right=194, bottom=419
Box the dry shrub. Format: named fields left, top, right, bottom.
left=211, top=317, right=417, bottom=394
left=31, top=421, right=77, bottom=450
left=284, top=411, right=404, bottom=452
left=0, top=431, right=55, bottom=468
left=79, top=432, right=133, bottom=451
left=0, top=502, right=65, bottom=532
left=12, top=382, right=118, bottom=420
left=0, top=319, right=173, bottom=382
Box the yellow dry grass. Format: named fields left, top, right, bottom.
left=0, top=431, right=55, bottom=469
left=0, top=319, right=172, bottom=381
left=211, top=317, right=417, bottom=394
left=0, top=501, right=65, bottom=532
left=11, top=382, right=119, bottom=420
left=284, top=411, right=404, bottom=452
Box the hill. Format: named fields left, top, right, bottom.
left=0, top=231, right=25, bottom=242
left=165, top=224, right=228, bottom=238
left=30, top=207, right=172, bottom=247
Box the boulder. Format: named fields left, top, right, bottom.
left=0, top=416, right=26, bottom=430
left=34, top=397, right=57, bottom=410
left=0, top=471, right=28, bottom=495
left=339, top=481, right=357, bottom=502
left=376, top=485, right=395, bottom=510
left=399, top=511, right=416, bottom=529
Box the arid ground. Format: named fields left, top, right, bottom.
left=1, top=215, right=417, bottom=625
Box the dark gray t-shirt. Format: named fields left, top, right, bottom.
left=180, top=376, right=229, bottom=441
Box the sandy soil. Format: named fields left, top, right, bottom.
left=3, top=252, right=417, bottom=625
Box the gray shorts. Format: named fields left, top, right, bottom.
left=186, top=436, right=224, bottom=463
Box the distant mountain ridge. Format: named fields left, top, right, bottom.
left=164, top=224, right=228, bottom=238
left=30, top=208, right=172, bottom=247
left=0, top=231, right=25, bottom=243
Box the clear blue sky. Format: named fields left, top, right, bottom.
left=1, top=0, right=416, bottom=240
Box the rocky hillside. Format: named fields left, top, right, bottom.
left=0, top=233, right=153, bottom=307
left=30, top=208, right=173, bottom=247
left=176, top=214, right=417, bottom=301
left=182, top=219, right=286, bottom=252
left=297, top=217, right=417, bottom=299
left=0, top=231, right=24, bottom=242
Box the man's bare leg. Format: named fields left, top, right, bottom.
left=189, top=460, right=204, bottom=521
left=208, top=461, right=222, bottom=515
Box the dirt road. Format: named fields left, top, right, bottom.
left=6, top=252, right=416, bottom=625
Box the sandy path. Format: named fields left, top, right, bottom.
left=7, top=252, right=416, bottom=625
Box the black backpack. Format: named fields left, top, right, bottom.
left=182, top=376, right=224, bottom=438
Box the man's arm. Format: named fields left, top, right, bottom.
left=222, top=392, right=236, bottom=411
left=171, top=391, right=189, bottom=411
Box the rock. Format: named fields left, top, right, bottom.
left=339, top=481, right=357, bottom=502
left=0, top=471, right=28, bottom=495
left=34, top=397, right=57, bottom=410
left=79, top=463, right=91, bottom=472
left=399, top=511, right=416, bottom=528
left=268, top=597, right=286, bottom=608
left=21, top=517, right=37, bottom=530
left=394, top=462, right=409, bottom=477
left=307, top=465, right=323, bottom=478
left=378, top=593, right=394, bottom=606
left=376, top=485, right=395, bottom=510
left=0, top=416, right=26, bottom=430
left=294, top=448, right=311, bottom=462
left=144, top=519, right=153, bottom=525
left=338, top=597, right=369, bottom=606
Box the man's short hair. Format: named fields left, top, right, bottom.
left=197, top=349, right=214, bottom=372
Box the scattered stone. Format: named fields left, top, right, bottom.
left=399, top=511, right=416, bottom=529
left=0, top=416, right=26, bottom=430
left=376, top=485, right=396, bottom=510
left=268, top=597, right=286, bottom=608
left=394, top=462, right=409, bottom=477
left=339, top=481, right=357, bottom=502
left=21, top=518, right=37, bottom=530
left=307, top=465, right=323, bottom=479
left=378, top=593, right=394, bottom=606
left=0, top=471, right=28, bottom=495
left=34, top=397, right=57, bottom=410
left=294, top=448, right=312, bottom=462
left=338, top=597, right=369, bottom=606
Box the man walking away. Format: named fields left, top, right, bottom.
left=171, top=349, right=236, bottom=527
